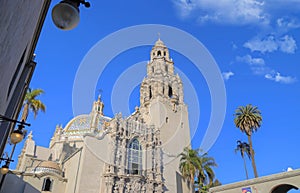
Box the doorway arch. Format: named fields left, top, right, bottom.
left=271, top=184, right=298, bottom=193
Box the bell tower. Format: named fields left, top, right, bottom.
left=140, top=38, right=184, bottom=109
left=139, top=38, right=192, bottom=193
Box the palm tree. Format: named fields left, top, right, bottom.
left=197, top=151, right=217, bottom=187
left=234, top=104, right=262, bottom=178
left=197, top=179, right=221, bottom=193
left=235, top=140, right=251, bottom=179
left=211, top=179, right=221, bottom=187
left=179, top=147, right=218, bottom=192
left=179, top=147, right=200, bottom=187
left=21, top=88, right=46, bottom=122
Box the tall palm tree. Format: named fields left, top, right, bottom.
left=179, top=147, right=200, bottom=186
left=21, top=88, right=46, bottom=122
left=234, top=104, right=262, bottom=178
left=235, top=140, right=251, bottom=179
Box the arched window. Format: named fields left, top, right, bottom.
left=152, top=66, right=154, bottom=73
left=42, top=178, right=52, bottom=191
left=168, top=85, right=173, bottom=98
left=157, top=51, right=161, bottom=56
left=128, top=139, right=142, bottom=175
left=149, top=86, right=152, bottom=99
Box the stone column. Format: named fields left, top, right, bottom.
left=146, top=182, right=154, bottom=193
left=118, top=178, right=125, bottom=193
left=105, top=177, right=114, bottom=193
left=120, top=139, right=127, bottom=174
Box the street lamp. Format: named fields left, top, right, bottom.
left=52, top=0, right=90, bottom=30
left=0, top=165, right=9, bottom=175
left=0, top=115, right=30, bottom=174
left=10, top=124, right=25, bottom=145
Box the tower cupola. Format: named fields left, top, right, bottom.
left=93, top=95, right=104, bottom=115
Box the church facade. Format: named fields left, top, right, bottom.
left=15, top=39, right=193, bottom=193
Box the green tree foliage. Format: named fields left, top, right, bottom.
left=179, top=147, right=220, bottom=192
left=21, top=88, right=46, bottom=121
left=235, top=140, right=251, bottom=179
left=234, top=104, right=262, bottom=178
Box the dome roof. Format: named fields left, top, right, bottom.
left=38, top=161, right=61, bottom=171
left=33, top=161, right=63, bottom=176
left=154, top=38, right=166, bottom=47
left=64, top=114, right=111, bottom=134
left=64, top=114, right=91, bottom=133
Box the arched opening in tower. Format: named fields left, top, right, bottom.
left=168, top=86, right=173, bottom=98
left=149, top=86, right=152, bottom=99
left=157, top=50, right=161, bottom=56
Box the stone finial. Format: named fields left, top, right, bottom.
left=27, top=130, right=33, bottom=140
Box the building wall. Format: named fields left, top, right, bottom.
left=0, top=0, right=50, bottom=157
left=23, top=175, right=66, bottom=193
left=148, top=96, right=192, bottom=193
left=209, top=169, right=300, bottom=193
left=63, top=148, right=83, bottom=193
left=0, top=174, right=40, bottom=193
left=76, top=144, right=104, bottom=193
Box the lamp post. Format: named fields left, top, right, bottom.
left=0, top=115, right=30, bottom=170
left=0, top=114, right=30, bottom=189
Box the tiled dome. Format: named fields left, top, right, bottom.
left=34, top=161, right=63, bottom=176
left=39, top=161, right=61, bottom=171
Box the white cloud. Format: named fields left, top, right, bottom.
left=236, top=54, right=265, bottom=65
left=236, top=55, right=270, bottom=75
left=277, top=17, right=300, bottom=30
left=174, top=0, right=196, bottom=18
left=173, top=0, right=300, bottom=30
left=222, top=71, right=234, bottom=80
left=265, top=72, right=297, bottom=84
left=244, top=35, right=297, bottom=54
left=279, top=35, right=297, bottom=54
left=244, top=36, right=278, bottom=53
left=173, top=0, right=269, bottom=25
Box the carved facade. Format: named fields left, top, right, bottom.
left=15, top=39, right=193, bottom=193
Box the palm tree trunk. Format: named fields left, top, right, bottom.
left=21, top=103, right=29, bottom=121
left=247, top=135, right=258, bottom=178
left=191, top=174, right=195, bottom=191
left=242, top=156, right=249, bottom=179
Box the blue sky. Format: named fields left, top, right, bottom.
left=7, top=0, right=300, bottom=188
